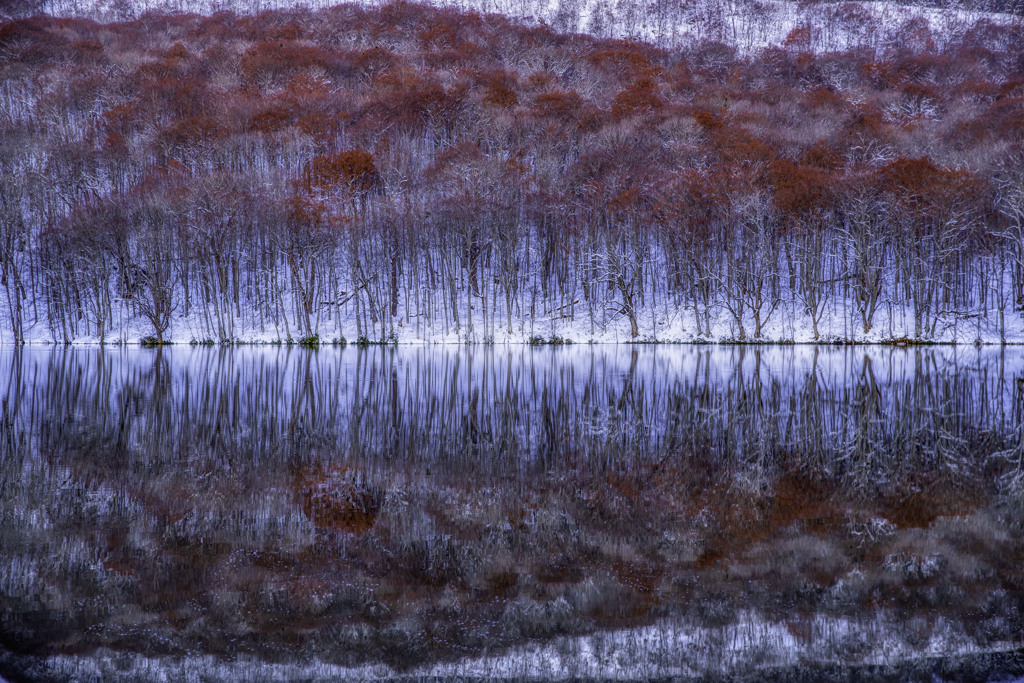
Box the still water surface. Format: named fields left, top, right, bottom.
left=1, top=345, right=1023, bottom=680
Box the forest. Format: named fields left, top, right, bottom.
left=1, top=0, right=1024, bottom=343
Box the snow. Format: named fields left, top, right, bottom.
left=12, top=0, right=1022, bottom=56
left=4, top=266, right=1023, bottom=345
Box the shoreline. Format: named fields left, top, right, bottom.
left=2, top=339, right=1024, bottom=347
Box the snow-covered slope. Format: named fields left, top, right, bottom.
left=16, top=0, right=1023, bottom=55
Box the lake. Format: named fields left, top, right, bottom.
left=1, top=345, right=1023, bottom=681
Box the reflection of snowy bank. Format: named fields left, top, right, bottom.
left=28, top=614, right=1024, bottom=681
left=428, top=613, right=1013, bottom=679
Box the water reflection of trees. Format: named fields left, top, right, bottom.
left=11, top=346, right=1021, bottom=487
left=2, top=346, right=1023, bottom=675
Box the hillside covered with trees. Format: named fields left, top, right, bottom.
left=1, top=1, right=1024, bottom=343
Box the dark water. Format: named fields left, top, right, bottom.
left=1, top=346, right=1023, bottom=681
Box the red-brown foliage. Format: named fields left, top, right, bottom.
left=711, top=127, right=777, bottom=167
left=783, top=25, right=813, bottom=51
left=768, top=160, right=831, bottom=225
left=588, top=41, right=656, bottom=80
left=295, top=465, right=381, bottom=534
left=240, top=40, right=335, bottom=87
left=692, top=108, right=724, bottom=130
left=800, top=141, right=843, bottom=171
left=358, top=74, right=464, bottom=134
left=481, top=72, right=518, bottom=108
left=877, top=157, right=986, bottom=237
left=303, top=149, right=380, bottom=195
left=158, top=115, right=224, bottom=148
left=3, top=3, right=1020, bottom=288
left=611, top=77, right=663, bottom=119
left=248, top=105, right=293, bottom=134
left=296, top=112, right=349, bottom=142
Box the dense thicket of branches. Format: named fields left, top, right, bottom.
left=1, top=2, right=1024, bottom=342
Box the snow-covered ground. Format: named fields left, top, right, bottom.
left=4, top=276, right=1023, bottom=345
